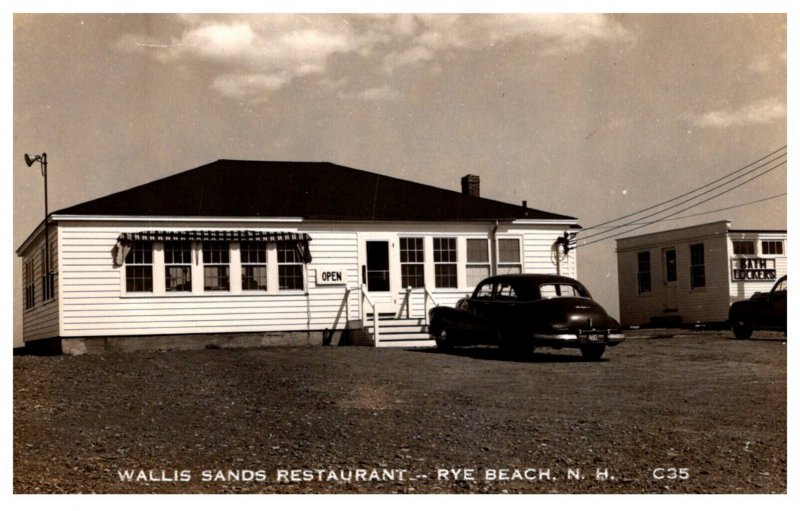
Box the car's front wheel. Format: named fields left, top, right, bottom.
left=731, top=319, right=753, bottom=340
left=435, top=327, right=454, bottom=351
left=580, top=345, right=606, bottom=361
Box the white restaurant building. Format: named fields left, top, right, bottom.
left=616, top=220, right=787, bottom=327
left=17, top=160, right=580, bottom=353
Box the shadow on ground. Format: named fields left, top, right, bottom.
left=408, top=346, right=604, bottom=364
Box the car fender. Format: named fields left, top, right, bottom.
left=429, top=306, right=480, bottom=332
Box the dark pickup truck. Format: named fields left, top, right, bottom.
left=729, top=275, right=787, bottom=340
left=428, top=274, right=624, bottom=360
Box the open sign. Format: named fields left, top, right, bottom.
left=315, top=266, right=348, bottom=286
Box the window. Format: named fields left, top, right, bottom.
left=637, top=251, right=652, bottom=294
left=474, top=281, right=493, bottom=299
left=277, top=241, right=304, bottom=290
left=40, top=247, right=54, bottom=301
left=540, top=283, right=587, bottom=299
left=400, top=238, right=425, bottom=288
left=433, top=237, right=457, bottom=288
left=241, top=241, right=267, bottom=291
left=733, top=240, right=755, bottom=255
left=690, top=243, right=706, bottom=289
left=125, top=242, right=153, bottom=292
left=24, top=258, right=35, bottom=310
left=164, top=241, right=192, bottom=292
left=50, top=238, right=57, bottom=271
left=762, top=240, right=784, bottom=255
left=466, top=239, right=490, bottom=287
left=495, top=282, right=517, bottom=300
left=203, top=242, right=230, bottom=291
left=497, top=239, right=522, bottom=274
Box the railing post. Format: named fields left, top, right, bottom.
left=405, top=286, right=412, bottom=318
left=373, top=304, right=380, bottom=345
left=360, top=284, right=366, bottom=324
left=345, top=288, right=351, bottom=323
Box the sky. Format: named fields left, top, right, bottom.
left=9, top=11, right=788, bottom=346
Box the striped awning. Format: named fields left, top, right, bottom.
left=113, top=230, right=312, bottom=267
left=117, top=230, right=311, bottom=243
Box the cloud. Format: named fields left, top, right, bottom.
left=211, top=73, right=291, bottom=98
left=694, top=97, right=786, bottom=128
left=338, top=84, right=403, bottom=102
left=413, top=13, right=633, bottom=53
left=115, top=14, right=633, bottom=101
left=383, top=46, right=435, bottom=74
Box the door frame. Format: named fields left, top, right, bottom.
left=358, top=233, right=400, bottom=313
left=662, top=247, right=678, bottom=312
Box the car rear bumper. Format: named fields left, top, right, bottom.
left=532, top=331, right=625, bottom=346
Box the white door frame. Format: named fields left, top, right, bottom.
left=662, top=247, right=678, bottom=312
left=358, top=233, right=400, bottom=314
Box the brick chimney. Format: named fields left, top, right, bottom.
left=461, top=174, right=480, bottom=197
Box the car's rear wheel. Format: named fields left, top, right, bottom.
left=580, top=345, right=606, bottom=361
left=435, top=327, right=454, bottom=351
left=731, top=320, right=753, bottom=340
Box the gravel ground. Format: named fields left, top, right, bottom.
left=13, top=329, right=786, bottom=494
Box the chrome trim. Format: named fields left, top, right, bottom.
left=533, top=333, right=578, bottom=341
left=533, top=332, right=625, bottom=342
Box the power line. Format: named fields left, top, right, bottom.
left=573, top=159, right=787, bottom=248
left=580, top=192, right=786, bottom=229
left=667, top=192, right=787, bottom=221
left=576, top=151, right=786, bottom=242
left=577, top=145, right=787, bottom=234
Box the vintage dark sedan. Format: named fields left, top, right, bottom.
left=428, top=274, right=624, bottom=360
left=728, top=275, right=787, bottom=340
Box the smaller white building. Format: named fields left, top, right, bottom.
left=616, top=220, right=787, bottom=327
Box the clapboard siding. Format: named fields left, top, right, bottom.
left=22, top=229, right=60, bottom=342
left=50, top=220, right=574, bottom=338
left=523, top=232, right=577, bottom=277
left=58, top=224, right=359, bottom=336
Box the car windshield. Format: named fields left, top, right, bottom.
left=538, top=283, right=589, bottom=299
left=773, top=277, right=787, bottom=293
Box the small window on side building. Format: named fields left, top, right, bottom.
left=690, top=243, right=706, bottom=289
left=733, top=240, right=755, bottom=255
left=761, top=240, right=784, bottom=255
left=637, top=251, right=651, bottom=294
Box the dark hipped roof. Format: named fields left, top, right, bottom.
left=54, top=160, right=577, bottom=223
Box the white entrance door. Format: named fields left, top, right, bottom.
left=662, top=247, right=678, bottom=312
left=359, top=234, right=398, bottom=315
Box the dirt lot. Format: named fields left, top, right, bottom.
left=13, top=329, right=786, bottom=494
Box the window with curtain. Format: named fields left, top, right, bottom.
left=165, top=241, right=192, bottom=292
